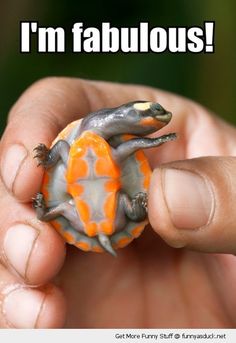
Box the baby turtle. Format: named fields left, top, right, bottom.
left=33, top=101, right=176, bottom=256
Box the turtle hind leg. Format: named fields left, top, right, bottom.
left=32, top=192, right=48, bottom=220
left=119, top=192, right=148, bottom=222
left=32, top=193, right=84, bottom=233
left=33, top=140, right=70, bottom=169
left=32, top=192, right=69, bottom=221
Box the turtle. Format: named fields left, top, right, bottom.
left=33, top=101, right=176, bottom=256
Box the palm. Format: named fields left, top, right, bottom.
left=55, top=227, right=235, bottom=328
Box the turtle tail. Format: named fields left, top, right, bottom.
left=98, top=233, right=117, bottom=257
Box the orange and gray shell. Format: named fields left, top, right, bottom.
left=41, top=120, right=151, bottom=253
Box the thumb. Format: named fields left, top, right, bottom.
left=148, top=156, right=236, bottom=254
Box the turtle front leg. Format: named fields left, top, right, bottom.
left=114, top=133, right=176, bottom=162
left=119, top=192, right=148, bottom=222
left=34, top=140, right=70, bottom=168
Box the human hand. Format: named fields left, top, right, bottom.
left=0, top=77, right=236, bottom=328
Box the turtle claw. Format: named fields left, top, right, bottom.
left=133, top=192, right=148, bottom=211
left=131, top=192, right=148, bottom=220
left=32, top=192, right=47, bottom=220
left=32, top=192, right=45, bottom=209
left=33, top=143, right=50, bottom=168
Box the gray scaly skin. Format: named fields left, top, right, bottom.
left=33, top=101, right=176, bottom=256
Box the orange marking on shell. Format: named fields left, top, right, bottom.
left=92, top=245, right=104, bottom=253
left=52, top=120, right=80, bottom=145
left=51, top=220, right=63, bottom=234
left=86, top=222, right=98, bottom=237
left=135, top=150, right=151, bottom=190
left=74, top=199, right=102, bottom=237
left=42, top=120, right=81, bottom=214
left=100, top=220, right=113, bottom=235
left=52, top=220, right=75, bottom=244
left=66, top=130, right=120, bottom=183
left=63, top=231, right=75, bottom=244
left=95, top=158, right=120, bottom=178
left=41, top=172, right=50, bottom=200
left=143, top=173, right=151, bottom=189
left=130, top=224, right=145, bottom=238
left=75, top=199, right=90, bottom=223
left=75, top=241, right=91, bottom=251
left=65, top=131, right=121, bottom=238
left=104, top=193, right=117, bottom=221
left=105, top=179, right=121, bottom=192
left=69, top=141, right=87, bottom=159
left=115, top=236, right=133, bottom=248
left=67, top=183, right=84, bottom=198
left=67, top=158, right=88, bottom=182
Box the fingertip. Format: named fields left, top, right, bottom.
left=12, top=158, right=44, bottom=202
left=149, top=164, right=216, bottom=250
left=149, top=157, right=236, bottom=255
left=3, top=220, right=66, bottom=286
left=0, top=139, right=44, bottom=202
left=2, top=283, right=67, bottom=328
left=35, top=284, right=67, bottom=328
left=25, top=221, right=66, bottom=285
left=149, top=168, right=189, bottom=249
left=0, top=143, right=27, bottom=193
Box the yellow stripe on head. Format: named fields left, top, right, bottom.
left=133, top=102, right=152, bottom=111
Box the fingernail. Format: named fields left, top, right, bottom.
left=3, top=224, right=39, bottom=279
left=0, top=144, right=28, bottom=192
left=163, top=169, right=213, bottom=229
left=2, top=288, right=45, bottom=328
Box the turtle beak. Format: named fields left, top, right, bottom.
left=150, top=103, right=172, bottom=124
left=155, top=111, right=172, bottom=123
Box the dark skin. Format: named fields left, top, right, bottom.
left=0, top=78, right=236, bottom=328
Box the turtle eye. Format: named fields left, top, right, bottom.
left=150, top=103, right=165, bottom=114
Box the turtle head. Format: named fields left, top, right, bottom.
left=117, top=101, right=172, bottom=135
left=80, top=100, right=172, bottom=139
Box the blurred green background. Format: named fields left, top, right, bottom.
left=0, top=0, right=235, bottom=135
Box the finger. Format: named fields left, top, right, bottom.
left=0, top=76, right=223, bottom=202
left=149, top=156, right=236, bottom=254
left=0, top=182, right=66, bottom=285
left=0, top=264, right=66, bottom=328
left=145, top=106, right=236, bottom=170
